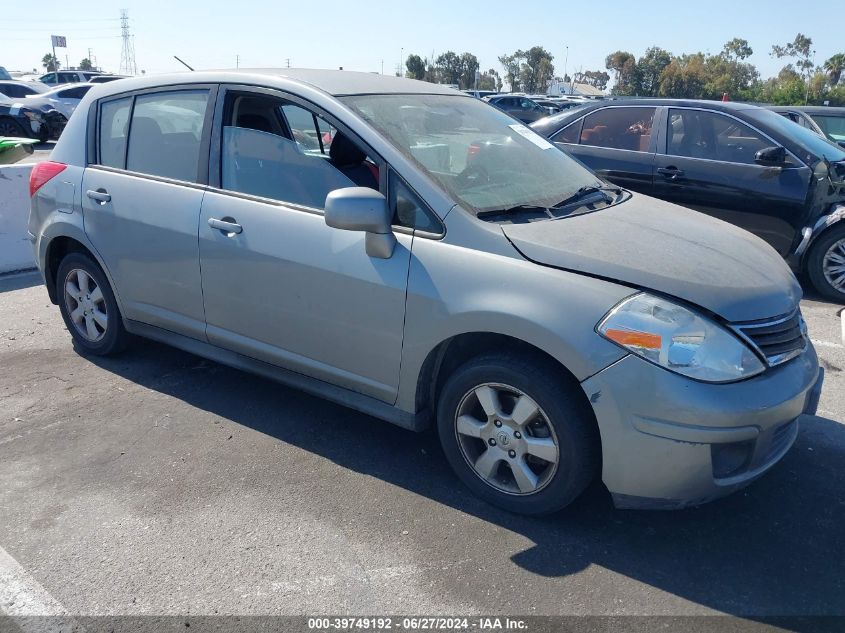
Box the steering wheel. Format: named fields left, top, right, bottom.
left=456, top=163, right=490, bottom=187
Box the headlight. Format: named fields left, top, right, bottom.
left=597, top=293, right=765, bottom=383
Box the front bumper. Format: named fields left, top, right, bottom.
left=581, top=344, right=821, bottom=510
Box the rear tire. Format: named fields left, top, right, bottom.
left=56, top=252, right=128, bottom=356
left=806, top=225, right=845, bottom=304
left=0, top=118, right=26, bottom=138
left=436, top=352, right=600, bottom=515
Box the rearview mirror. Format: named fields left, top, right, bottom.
left=324, top=187, right=396, bottom=259
left=754, top=146, right=787, bottom=167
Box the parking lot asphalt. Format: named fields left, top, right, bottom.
left=0, top=270, right=843, bottom=622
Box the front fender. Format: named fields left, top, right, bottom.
left=396, top=235, right=632, bottom=413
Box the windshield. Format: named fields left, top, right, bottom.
left=745, top=108, right=845, bottom=162
left=812, top=114, right=845, bottom=143
left=339, top=94, right=601, bottom=213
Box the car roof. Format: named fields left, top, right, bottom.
left=86, top=69, right=467, bottom=99
left=766, top=105, right=845, bottom=115
left=39, top=83, right=93, bottom=96
left=531, top=98, right=768, bottom=134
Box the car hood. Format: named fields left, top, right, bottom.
left=501, top=193, right=801, bottom=323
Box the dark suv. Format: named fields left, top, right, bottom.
left=532, top=99, right=845, bottom=302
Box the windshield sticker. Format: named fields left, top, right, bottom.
left=509, top=124, right=554, bottom=150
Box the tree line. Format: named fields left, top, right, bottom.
left=606, top=35, right=844, bottom=105
left=403, top=34, right=845, bottom=106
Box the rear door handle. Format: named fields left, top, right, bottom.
left=657, top=166, right=685, bottom=180
left=208, top=217, right=243, bottom=235
left=86, top=189, right=111, bottom=203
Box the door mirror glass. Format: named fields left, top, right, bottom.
left=324, top=187, right=395, bottom=258
left=754, top=145, right=787, bottom=166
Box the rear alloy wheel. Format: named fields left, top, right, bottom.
left=437, top=352, right=600, bottom=515
left=0, top=118, right=26, bottom=137
left=807, top=225, right=845, bottom=304
left=56, top=252, right=128, bottom=355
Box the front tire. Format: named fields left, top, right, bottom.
left=806, top=225, right=845, bottom=304
left=436, top=352, right=600, bottom=515
left=56, top=252, right=128, bottom=356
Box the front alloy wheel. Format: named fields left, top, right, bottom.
left=821, top=237, right=845, bottom=296
left=437, top=352, right=600, bottom=515
left=807, top=225, right=845, bottom=303
left=455, top=383, right=559, bottom=495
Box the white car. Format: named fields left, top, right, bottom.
left=24, top=83, right=93, bottom=119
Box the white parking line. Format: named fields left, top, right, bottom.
left=0, top=544, right=83, bottom=631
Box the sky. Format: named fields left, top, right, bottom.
left=1, top=0, right=842, bottom=87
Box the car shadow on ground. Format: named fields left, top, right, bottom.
left=0, top=270, right=41, bottom=293
left=82, top=339, right=844, bottom=623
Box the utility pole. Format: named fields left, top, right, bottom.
left=236, top=54, right=239, bottom=69
left=400, top=47, right=404, bottom=77
left=381, top=60, right=384, bottom=75
left=285, top=58, right=290, bottom=68
left=563, top=46, right=569, bottom=94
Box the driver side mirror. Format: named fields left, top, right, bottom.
left=324, top=187, right=396, bottom=259
left=754, top=145, right=788, bottom=167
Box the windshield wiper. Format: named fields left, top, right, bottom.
left=477, top=205, right=552, bottom=221
left=552, top=185, right=616, bottom=209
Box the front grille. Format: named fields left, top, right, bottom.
left=733, top=309, right=807, bottom=366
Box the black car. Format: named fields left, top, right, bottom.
left=485, top=95, right=549, bottom=123
left=531, top=99, right=845, bottom=302
left=767, top=105, right=845, bottom=149
left=0, top=96, right=50, bottom=142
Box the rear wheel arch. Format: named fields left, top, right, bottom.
left=45, top=236, right=100, bottom=304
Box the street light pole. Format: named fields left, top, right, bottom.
left=400, top=47, right=404, bottom=77
left=563, top=46, right=569, bottom=95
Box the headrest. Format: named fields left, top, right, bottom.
left=237, top=113, right=272, bottom=133
left=329, top=132, right=365, bottom=167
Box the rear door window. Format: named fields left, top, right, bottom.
left=126, top=90, right=209, bottom=182
left=668, top=109, right=770, bottom=165
left=579, top=107, right=656, bottom=152
left=98, top=97, right=132, bottom=168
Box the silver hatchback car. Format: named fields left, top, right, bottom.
left=29, top=70, right=823, bottom=514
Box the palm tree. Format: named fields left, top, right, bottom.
left=823, top=53, right=845, bottom=86
left=41, top=53, right=60, bottom=72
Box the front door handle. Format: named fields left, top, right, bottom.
left=208, top=217, right=243, bottom=235
left=657, top=166, right=685, bottom=180
left=86, top=189, right=111, bottom=203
